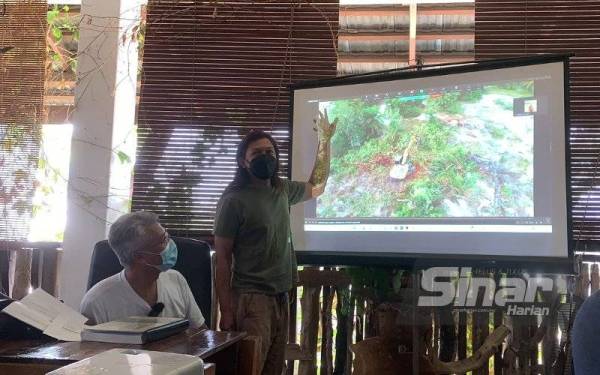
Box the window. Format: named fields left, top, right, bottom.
left=475, top=0, right=600, bottom=248
left=131, top=1, right=340, bottom=236
left=29, top=124, right=73, bottom=241
left=0, top=0, right=47, bottom=241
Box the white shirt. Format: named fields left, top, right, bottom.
left=80, top=269, right=205, bottom=327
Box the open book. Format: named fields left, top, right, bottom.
left=1, top=288, right=88, bottom=341
left=81, top=316, right=189, bottom=344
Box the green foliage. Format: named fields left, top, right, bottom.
left=384, top=97, right=424, bottom=120
left=317, top=202, right=337, bottom=218
left=52, top=27, right=63, bottom=40
left=327, top=99, right=384, bottom=158
left=391, top=119, right=481, bottom=217
left=490, top=126, right=504, bottom=139
left=461, top=88, right=484, bottom=103
left=322, top=81, right=535, bottom=218
left=345, top=267, right=398, bottom=304
left=494, top=98, right=512, bottom=111
left=47, top=5, right=79, bottom=73
left=426, top=92, right=462, bottom=115
left=484, top=81, right=534, bottom=98
left=344, top=192, right=376, bottom=217
left=394, top=178, right=445, bottom=217
left=117, top=150, right=132, bottom=164
left=501, top=185, right=514, bottom=200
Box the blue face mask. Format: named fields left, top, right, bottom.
left=143, top=239, right=178, bottom=272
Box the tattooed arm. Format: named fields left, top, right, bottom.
left=305, top=110, right=337, bottom=199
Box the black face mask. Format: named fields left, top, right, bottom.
left=248, top=154, right=277, bottom=180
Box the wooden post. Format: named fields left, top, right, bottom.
left=333, top=286, right=349, bottom=375
left=591, top=263, right=599, bottom=294
left=458, top=311, right=467, bottom=361
left=11, top=249, right=32, bottom=300
left=30, top=249, right=40, bottom=290
left=238, top=336, right=262, bottom=375
left=575, top=263, right=589, bottom=299
left=503, top=314, right=517, bottom=375
left=433, top=310, right=440, bottom=358
left=516, top=316, right=529, bottom=374
left=472, top=270, right=490, bottom=375
left=542, top=280, right=560, bottom=375
left=0, top=250, right=9, bottom=295
left=493, top=273, right=504, bottom=375
left=345, top=289, right=355, bottom=375
left=287, top=287, right=298, bottom=375
left=408, top=0, right=417, bottom=65
left=40, top=247, right=61, bottom=297
left=355, top=295, right=364, bottom=343
left=210, top=252, right=219, bottom=330
left=472, top=311, right=488, bottom=375
left=320, top=285, right=334, bottom=375
left=439, top=308, right=456, bottom=362
left=364, top=300, right=376, bottom=339
left=298, top=285, right=321, bottom=375
left=411, top=269, right=420, bottom=375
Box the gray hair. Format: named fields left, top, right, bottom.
left=108, top=211, right=159, bottom=267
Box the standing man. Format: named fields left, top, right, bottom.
left=213, top=111, right=336, bottom=375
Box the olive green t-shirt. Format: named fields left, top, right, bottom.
left=213, top=179, right=306, bottom=294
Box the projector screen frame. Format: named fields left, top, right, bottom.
left=289, top=54, right=574, bottom=272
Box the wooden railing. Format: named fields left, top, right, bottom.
left=2, top=240, right=597, bottom=375
left=287, top=260, right=598, bottom=375
left=0, top=241, right=62, bottom=299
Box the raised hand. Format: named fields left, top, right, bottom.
left=314, top=109, right=338, bottom=142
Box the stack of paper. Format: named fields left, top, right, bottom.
left=47, top=348, right=204, bottom=375
left=1, top=288, right=88, bottom=341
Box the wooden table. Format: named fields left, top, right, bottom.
left=0, top=328, right=246, bottom=375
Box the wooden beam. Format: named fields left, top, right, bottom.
left=298, top=269, right=351, bottom=288
left=46, top=80, right=141, bottom=91
left=238, top=336, right=261, bottom=375
left=423, top=55, right=475, bottom=64
left=409, top=1, right=417, bottom=64
left=46, top=81, right=76, bottom=90
left=285, top=343, right=314, bottom=361
left=338, top=53, right=474, bottom=64
left=46, top=105, right=73, bottom=124
left=418, top=31, right=474, bottom=41
left=339, top=32, right=409, bottom=42
left=204, top=363, right=216, bottom=375
left=340, top=6, right=409, bottom=18
left=340, top=5, right=473, bottom=18
left=44, top=95, right=74, bottom=106
left=338, top=54, right=409, bottom=63
left=338, top=31, right=473, bottom=42
left=419, top=6, right=474, bottom=16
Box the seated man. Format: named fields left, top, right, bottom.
left=80, top=211, right=205, bottom=328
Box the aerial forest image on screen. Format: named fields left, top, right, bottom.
left=317, top=81, right=535, bottom=219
